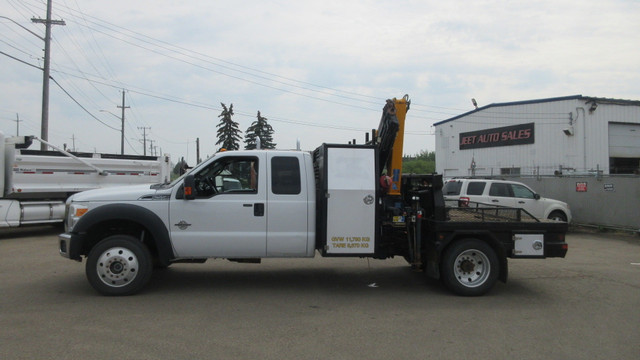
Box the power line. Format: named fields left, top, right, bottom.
left=0, top=38, right=36, bottom=58
left=0, top=50, right=42, bottom=70
left=49, top=76, right=120, bottom=131
left=49, top=4, right=461, bottom=116
left=52, top=4, right=385, bottom=104
left=9, top=0, right=569, bottom=132
left=9, top=2, right=459, bottom=123
left=2, top=2, right=485, bottom=145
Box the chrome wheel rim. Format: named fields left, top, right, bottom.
left=453, top=249, right=490, bottom=288
left=96, top=247, right=139, bottom=287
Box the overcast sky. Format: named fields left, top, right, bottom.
left=1, top=0, right=639, bottom=166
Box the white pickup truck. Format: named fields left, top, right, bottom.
left=59, top=98, right=568, bottom=296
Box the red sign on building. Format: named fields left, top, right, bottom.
left=576, top=182, right=588, bottom=192
left=459, top=123, right=535, bottom=150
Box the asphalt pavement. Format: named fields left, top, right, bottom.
left=1, top=226, right=638, bottom=359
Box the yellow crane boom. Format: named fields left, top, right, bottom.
left=386, top=95, right=410, bottom=196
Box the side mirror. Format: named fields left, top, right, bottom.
left=184, top=174, right=196, bottom=200
left=534, top=193, right=541, bottom=200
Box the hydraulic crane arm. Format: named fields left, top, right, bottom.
left=375, top=95, right=410, bottom=195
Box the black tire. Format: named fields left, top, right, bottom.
left=441, top=239, right=499, bottom=296
left=153, top=258, right=171, bottom=270
left=86, top=235, right=153, bottom=296
left=547, top=211, right=567, bottom=222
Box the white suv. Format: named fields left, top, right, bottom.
left=442, top=178, right=572, bottom=222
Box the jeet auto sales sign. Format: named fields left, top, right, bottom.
left=459, top=123, right=535, bottom=150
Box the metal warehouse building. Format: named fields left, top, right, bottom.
left=434, top=95, right=640, bottom=177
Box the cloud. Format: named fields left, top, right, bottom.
left=1, top=0, right=638, bottom=163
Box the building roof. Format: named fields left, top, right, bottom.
left=434, top=95, right=640, bottom=126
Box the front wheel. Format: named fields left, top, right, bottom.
left=547, top=211, right=567, bottom=222
left=86, top=235, right=153, bottom=296
left=441, top=239, right=499, bottom=296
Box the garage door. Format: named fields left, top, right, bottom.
left=609, top=123, right=640, bottom=157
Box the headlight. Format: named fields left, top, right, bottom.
left=66, top=203, right=89, bottom=231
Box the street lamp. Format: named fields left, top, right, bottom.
left=0, top=16, right=44, bottom=41
left=100, top=110, right=124, bottom=154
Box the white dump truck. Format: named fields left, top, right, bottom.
left=0, top=133, right=170, bottom=227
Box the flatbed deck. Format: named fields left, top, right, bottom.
left=446, top=207, right=541, bottom=223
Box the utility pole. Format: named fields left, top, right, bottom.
left=32, top=0, right=65, bottom=150
left=116, top=89, right=129, bottom=155
left=15, top=113, right=22, bottom=136
left=196, top=138, right=200, bottom=164
left=148, top=139, right=155, bottom=156
left=138, top=126, right=150, bottom=155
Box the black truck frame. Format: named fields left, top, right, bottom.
left=372, top=172, right=568, bottom=296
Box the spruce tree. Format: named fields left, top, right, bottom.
left=215, top=103, right=242, bottom=151
left=244, top=111, right=276, bottom=150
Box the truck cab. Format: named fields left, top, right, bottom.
left=172, top=150, right=316, bottom=258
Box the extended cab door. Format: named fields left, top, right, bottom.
left=265, top=153, right=314, bottom=257
left=169, top=153, right=267, bottom=258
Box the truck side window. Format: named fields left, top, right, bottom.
left=271, top=156, right=301, bottom=195
left=193, top=157, right=258, bottom=197
left=489, top=183, right=512, bottom=197
left=511, top=184, right=535, bottom=199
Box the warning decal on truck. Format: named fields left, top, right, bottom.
left=328, top=236, right=372, bottom=252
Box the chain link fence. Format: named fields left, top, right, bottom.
left=473, top=174, right=640, bottom=233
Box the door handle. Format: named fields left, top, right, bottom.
left=492, top=199, right=499, bottom=202
left=254, top=203, right=264, bottom=216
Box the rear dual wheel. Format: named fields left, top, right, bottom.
left=441, top=239, right=499, bottom=296
left=86, top=235, right=153, bottom=296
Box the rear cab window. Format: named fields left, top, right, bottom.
left=271, top=156, right=301, bottom=195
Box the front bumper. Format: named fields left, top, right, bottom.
left=59, top=232, right=83, bottom=261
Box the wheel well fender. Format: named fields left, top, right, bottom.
left=73, top=203, right=174, bottom=266
left=546, top=208, right=567, bottom=219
